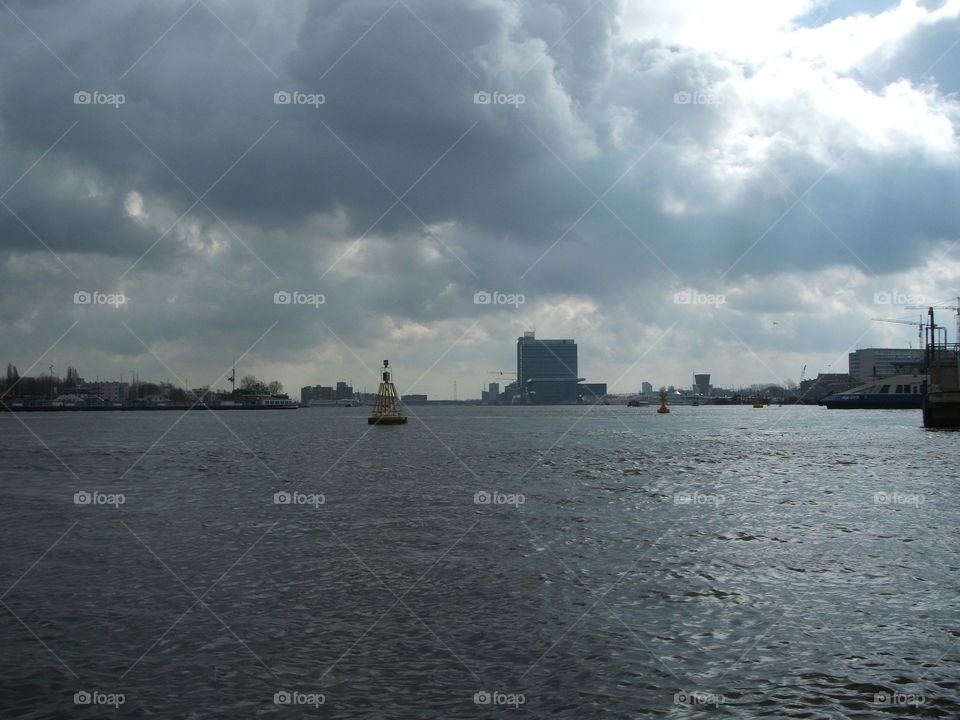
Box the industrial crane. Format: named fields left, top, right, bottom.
left=905, top=297, right=960, bottom=343
left=872, top=316, right=925, bottom=348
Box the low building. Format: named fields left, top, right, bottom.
left=579, top=383, right=608, bottom=403
left=849, top=348, right=924, bottom=383
left=525, top=378, right=582, bottom=404
left=301, top=385, right=336, bottom=404
left=800, top=373, right=858, bottom=402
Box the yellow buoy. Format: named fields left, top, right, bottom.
left=657, top=390, right=670, bottom=413
left=368, top=360, right=407, bottom=425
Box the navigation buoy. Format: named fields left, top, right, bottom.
left=368, top=360, right=407, bottom=425
left=657, top=391, right=670, bottom=414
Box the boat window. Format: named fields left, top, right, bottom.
left=879, top=385, right=890, bottom=393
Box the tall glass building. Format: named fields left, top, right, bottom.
left=516, top=331, right=582, bottom=403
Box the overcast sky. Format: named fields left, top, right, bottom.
left=1, top=0, right=959, bottom=397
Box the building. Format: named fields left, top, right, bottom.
left=579, top=383, right=607, bottom=403
left=848, top=349, right=925, bottom=383
left=482, top=382, right=500, bottom=405
left=335, top=381, right=353, bottom=400
left=799, top=373, right=858, bottom=402
left=641, top=381, right=653, bottom=394
left=300, top=386, right=314, bottom=405
left=87, top=381, right=128, bottom=403
left=401, top=394, right=428, bottom=404
left=693, top=374, right=711, bottom=396
left=517, top=331, right=582, bottom=404
left=300, top=385, right=336, bottom=404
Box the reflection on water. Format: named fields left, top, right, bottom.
left=0, top=406, right=957, bottom=718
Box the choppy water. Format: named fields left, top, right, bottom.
left=1, top=405, right=958, bottom=718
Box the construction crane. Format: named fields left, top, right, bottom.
left=905, top=298, right=960, bottom=343
left=872, top=317, right=925, bottom=348
left=487, top=370, right=516, bottom=376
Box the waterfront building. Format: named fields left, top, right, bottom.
left=848, top=348, right=924, bottom=383
left=516, top=331, right=582, bottom=404
left=693, top=374, right=711, bottom=396
left=580, top=383, right=608, bottom=403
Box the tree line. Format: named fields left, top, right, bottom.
left=1, top=363, right=285, bottom=400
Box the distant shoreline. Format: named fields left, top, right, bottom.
left=0, top=404, right=300, bottom=412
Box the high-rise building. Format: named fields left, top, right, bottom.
left=516, top=331, right=582, bottom=404
left=848, top=349, right=924, bottom=382
left=693, top=373, right=711, bottom=396
left=335, top=381, right=353, bottom=400
left=641, top=381, right=653, bottom=394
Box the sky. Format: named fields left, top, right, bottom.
left=1, top=0, right=959, bottom=398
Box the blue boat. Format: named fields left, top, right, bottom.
left=820, top=373, right=924, bottom=409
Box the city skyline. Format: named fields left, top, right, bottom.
left=3, top=339, right=931, bottom=403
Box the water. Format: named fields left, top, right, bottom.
left=1, top=405, right=958, bottom=718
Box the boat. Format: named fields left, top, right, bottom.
left=819, top=373, right=924, bottom=409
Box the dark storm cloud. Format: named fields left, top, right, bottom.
left=0, top=0, right=958, bottom=393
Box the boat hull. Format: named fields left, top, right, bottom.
left=820, top=393, right=922, bottom=409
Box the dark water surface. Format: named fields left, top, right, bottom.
left=1, top=405, right=958, bottom=718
